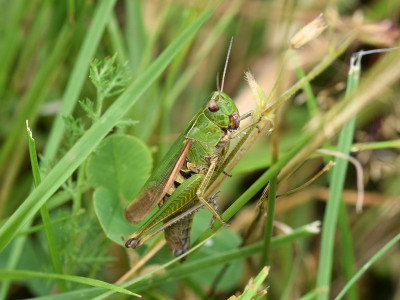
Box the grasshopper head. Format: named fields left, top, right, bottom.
left=205, top=91, right=240, bottom=130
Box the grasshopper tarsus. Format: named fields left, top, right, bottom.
left=209, top=216, right=216, bottom=229
left=125, top=237, right=140, bottom=249
left=223, top=170, right=232, bottom=177
left=221, top=220, right=230, bottom=227
left=209, top=217, right=230, bottom=229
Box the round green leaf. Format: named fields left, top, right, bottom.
left=93, top=187, right=134, bottom=245
left=88, top=134, right=152, bottom=245
left=87, top=134, right=152, bottom=202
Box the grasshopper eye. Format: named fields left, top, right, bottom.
left=229, top=112, right=240, bottom=129
left=207, top=99, right=220, bottom=112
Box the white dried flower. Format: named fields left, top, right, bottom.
left=290, top=13, right=328, bottom=49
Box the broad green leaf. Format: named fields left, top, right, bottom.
left=93, top=187, right=134, bottom=245
left=87, top=135, right=152, bottom=244
left=87, top=134, right=152, bottom=201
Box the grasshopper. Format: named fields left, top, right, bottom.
left=124, top=40, right=252, bottom=261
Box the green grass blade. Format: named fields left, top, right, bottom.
left=0, top=222, right=32, bottom=300
left=0, top=0, right=29, bottom=97
left=350, top=139, right=400, bottom=151
left=235, top=266, right=269, bottom=299
left=0, top=4, right=217, bottom=254
left=43, top=0, right=117, bottom=162
left=0, top=23, right=71, bottom=173
left=125, top=0, right=147, bottom=76
left=334, top=233, right=400, bottom=300
left=299, top=287, right=328, bottom=300
left=316, top=53, right=360, bottom=300
left=261, top=175, right=277, bottom=265
left=337, top=200, right=358, bottom=300
left=0, top=269, right=140, bottom=297
left=26, top=123, right=41, bottom=187
left=107, top=13, right=128, bottom=64
left=11, top=2, right=51, bottom=91
left=26, top=122, right=67, bottom=292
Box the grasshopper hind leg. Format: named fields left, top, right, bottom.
left=164, top=192, right=220, bottom=262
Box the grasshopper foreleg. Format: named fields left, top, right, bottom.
left=239, top=111, right=254, bottom=121
left=230, top=110, right=259, bottom=139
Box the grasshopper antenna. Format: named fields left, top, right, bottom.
left=220, top=37, right=233, bottom=94
left=216, top=72, right=221, bottom=93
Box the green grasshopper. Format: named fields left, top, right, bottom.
left=124, top=41, right=252, bottom=261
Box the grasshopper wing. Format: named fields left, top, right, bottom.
left=124, top=138, right=192, bottom=223
left=124, top=95, right=210, bottom=224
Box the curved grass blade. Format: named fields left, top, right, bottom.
left=0, top=269, right=140, bottom=297
left=334, top=233, right=400, bottom=300
left=27, top=121, right=67, bottom=292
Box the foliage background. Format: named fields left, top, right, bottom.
left=0, top=0, right=399, bottom=299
